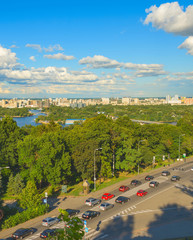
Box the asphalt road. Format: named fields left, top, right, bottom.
left=1, top=160, right=193, bottom=240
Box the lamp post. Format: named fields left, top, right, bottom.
left=179, top=134, right=185, bottom=160
left=137, top=140, right=146, bottom=174
left=94, top=148, right=102, bottom=191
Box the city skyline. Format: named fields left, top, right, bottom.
left=0, top=0, right=193, bottom=98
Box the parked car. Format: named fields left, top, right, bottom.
left=40, top=229, right=58, bottom=238
left=1, top=238, right=14, bottom=240
left=145, top=175, right=154, bottom=181
left=136, top=190, right=148, bottom=197
left=131, top=180, right=142, bottom=186
left=99, top=202, right=114, bottom=211
left=85, top=198, right=101, bottom=206
left=42, top=217, right=59, bottom=227
left=115, top=196, right=129, bottom=204
left=171, top=175, right=180, bottom=181
left=64, top=208, right=80, bottom=217
left=82, top=210, right=100, bottom=219
left=161, top=171, right=170, bottom=176
left=12, top=228, right=35, bottom=239
left=119, top=185, right=129, bottom=192
left=191, top=167, right=193, bottom=171
left=149, top=181, right=159, bottom=188
left=102, top=193, right=115, bottom=200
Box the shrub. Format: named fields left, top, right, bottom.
left=1, top=204, right=48, bottom=229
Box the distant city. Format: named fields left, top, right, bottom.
left=0, top=95, right=193, bottom=108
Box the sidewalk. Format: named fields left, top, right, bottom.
left=1, top=158, right=192, bottom=238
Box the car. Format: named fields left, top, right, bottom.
left=115, top=196, right=129, bottom=204
left=85, top=198, right=101, bottom=206
left=191, top=167, right=193, bottom=171
left=171, top=175, right=181, bottom=181
left=1, top=238, right=14, bottom=240
left=102, top=193, right=115, bottom=200
left=82, top=210, right=100, bottom=219
left=12, top=228, right=35, bottom=239
left=42, top=217, right=59, bottom=227
left=40, top=229, right=58, bottom=238
left=145, top=175, right=154, bottom=181
left=130, top=180, right=142, bottom=186
left=64, top=208, right=80, bottom=217
left=149, top=181, right=159, bottom=188
left=136, top=190, right=148, bottom=197
left=119, top=185, right=129, bottom=192
left=99, top=202, right=114, bottom=210
left=161, top=170, right=170, bottom=176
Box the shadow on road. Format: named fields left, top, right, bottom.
left=95, top=204, right=193, bottom=240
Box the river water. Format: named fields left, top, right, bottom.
left=13, top=110, right=46, bottom=127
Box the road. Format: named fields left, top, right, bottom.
left=1, top=160, right=193, bottom=240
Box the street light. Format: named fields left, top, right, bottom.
left=94, top=148, right=102, bottom=191
left=137, top=140, right=146, bottom=174
left=179, top=134, right=185, bottom=160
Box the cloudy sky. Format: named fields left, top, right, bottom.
left=0, top=0, right=193, bottom=98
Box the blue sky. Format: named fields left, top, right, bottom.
left=0, top=0, right=193, bottom=98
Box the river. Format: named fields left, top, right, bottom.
left=13, top=109, right=46, bottom=127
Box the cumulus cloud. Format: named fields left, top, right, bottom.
left=178, top=36, right=193, bottom=55
left=79, top=55, right=121, bottom=68
left=43, top=44, right=63, bottom=52
left=144, top=2, right=193, bottom=36
left=0, top=45, right=20, bottom=69
left=44, top=53, right=75, bottom=60
left=25, top=44, right=42, bottom=52
left=29, top=56, right=36, bottom=61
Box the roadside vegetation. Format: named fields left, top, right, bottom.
left=0, top=108, right=193, bottom=229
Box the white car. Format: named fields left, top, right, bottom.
left=42, top=217, right=59, bottom=227
left=85, top=198, right=101, bottom=206
left=191, top=167, right=193, bottom=171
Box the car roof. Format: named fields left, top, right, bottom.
left=117, top=196, right=128, bottom=199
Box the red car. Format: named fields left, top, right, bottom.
left=102, top=193, right=115, bottom=200
left=136, top=190, right=148, bottom=197
left=119, top=185, right=129, bottom=192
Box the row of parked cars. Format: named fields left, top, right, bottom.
left=7, top=170, right=182, bottom=239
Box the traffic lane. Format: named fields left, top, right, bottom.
left=93, top=183, right=193, bottom=239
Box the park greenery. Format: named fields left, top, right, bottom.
left=36, top=104, right=193, bottom=123
left=0, top=107, right=31, bottom=117
left=0, top=105, right=193, bottom=228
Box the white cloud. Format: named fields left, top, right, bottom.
left=29, top=56, right=36, bottom=61
left=144, top=2, right=193, bottom=36
left=44, top=53, right=75, bottom=60
left=25, top=44, right=42, bottom=52
left=10, top=45, right=19, bottom=48
left=178, top=36, right=193, bottom=55
left=43, top=44, right=63, bottom=52
left=0, top=45, right=19, bottom=69
left=79, top=55, right=121, bottom=68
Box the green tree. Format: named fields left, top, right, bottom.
left=19, top=181, right=42, bottom=209
left=13, top=173, right=24, bottom=195
left=7, top=173, right=15, bottom=195
left=56, top=208, right=84, bottom=240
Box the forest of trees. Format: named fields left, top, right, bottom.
left=0, top=107, right=31, bottom=117
left=0, top=111, right=192, bottom=195
left=36, top=104, right=193, bottom=123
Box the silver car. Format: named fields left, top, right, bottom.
left=42, top=217, right=59, bottom=227
left=99, top=202, right=114, bottom=211
left=85, top=198, right=101, bottom=207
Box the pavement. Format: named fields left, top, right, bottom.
left=0, top=158, right=192, bottom=239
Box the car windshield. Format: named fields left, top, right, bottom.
left=101, top=204, right=106, bottom=207
left=84, top=211, right=90, bottom=215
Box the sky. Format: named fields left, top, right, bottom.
left=0, top=0, right=193, bottom=98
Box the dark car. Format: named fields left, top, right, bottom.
left=40, top=229, right=58, bottom=239
left=12, top=228, right=35, bottom=239
left=65, top=208, right=80, bottom=217
left=171, top=175, right=180, bottom=181
left=82, top=210, right=100, bottom=219
left=161, top=171, right=170, bottom=176
left=145, top=175, right=154, bottom=181
left=0, top=238, right=14, bottom=240
left=115, top=196, right=129, bottom=204
left=149, top=181, right=159, bottom=188
left=131, top=180, right=142, bottom=186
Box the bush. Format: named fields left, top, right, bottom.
left=1, top=204, right=48, bottom=229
